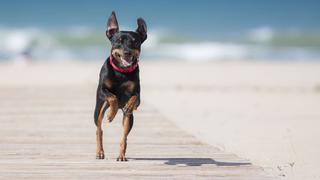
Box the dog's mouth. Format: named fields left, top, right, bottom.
left=120, top=55, right=134, bottom=67
left=112, top=49, right=140, bottom=68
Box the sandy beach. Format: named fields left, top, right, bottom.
left=0, top=60, right=319, bottom=179
left=141, top=61, right=320, bottom=179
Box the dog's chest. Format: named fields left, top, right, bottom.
left=104, top=78, right=136, bottom=95
left=119, top=80, right=136, bottom=94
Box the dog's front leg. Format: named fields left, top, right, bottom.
left=105, top=95, right=118, bottom=122
left=99, top=87, right=119, bottom=122
left=117, top=95, right=138, bottom=161
left=122, top=95, right=139, bottom=114
left=117, top=114, right=134, bottom=161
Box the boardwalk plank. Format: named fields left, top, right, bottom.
left=0, top=87, right=272, bottom=179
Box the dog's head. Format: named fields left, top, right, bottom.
left=106, top=11, right=147, bottom=68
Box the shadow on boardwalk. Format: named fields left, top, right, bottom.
left=132, top=157, right=251, bottom=167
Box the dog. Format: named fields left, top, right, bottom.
left=94, top=11, right=147, bottom=161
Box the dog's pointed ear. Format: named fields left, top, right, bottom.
left=136, top=18, right=147, bottom=43
left=106, top=11, right=119, bottom=39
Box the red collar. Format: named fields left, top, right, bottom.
left=109, top=55, right=138, bottom=73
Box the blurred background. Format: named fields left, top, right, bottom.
left=0, top=0, right=320, bottom=62
left=1, top=1, right=320, bottom=179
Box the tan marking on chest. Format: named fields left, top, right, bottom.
left=122, top=81, right=136, bottom=93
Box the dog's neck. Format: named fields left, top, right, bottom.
left=109, top=55, right=138, bottom=73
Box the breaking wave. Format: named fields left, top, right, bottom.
left=0, top=26, right=320, bottom=61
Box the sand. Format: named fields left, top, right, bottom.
left=1, top=60, right=320, bottom=179
left=141, top=61, right=320, bottom=180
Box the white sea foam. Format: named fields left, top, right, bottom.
left=162, top=42, right=248, bottom=61
left=143, top=30, right=248, bottom=60
left=0, top=26, right=319, bottom=61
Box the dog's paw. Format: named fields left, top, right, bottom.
left=123, top=96, right=138, bottom=115
left=116, top=155, right=128, bottom=162
left=96, top=151, right=105, bottom=159
left=122, top=104, right=133, bottom=115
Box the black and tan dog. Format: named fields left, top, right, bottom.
left=94, top=11, right=147, bottom=161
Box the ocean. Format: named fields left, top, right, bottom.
left=0, top=0, right=320, bottom=61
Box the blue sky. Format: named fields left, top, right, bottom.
left=0, top=0, right=319, bottom=35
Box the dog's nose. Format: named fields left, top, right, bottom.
left=123, top=51, right=132, bottom=56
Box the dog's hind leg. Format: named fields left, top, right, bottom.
left=94, top=97, right=108, bottom=159
left=117, top=114, right=134, bottom=161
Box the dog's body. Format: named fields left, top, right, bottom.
left=94, top=11, right=147, bottom=161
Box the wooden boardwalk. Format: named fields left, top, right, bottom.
left=0, top=86, right=272, bottom=179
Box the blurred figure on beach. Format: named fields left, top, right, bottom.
left=1, top=29, right=34, bottom=65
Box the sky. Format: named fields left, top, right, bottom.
left=0, top=0, right=319, bottom=34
